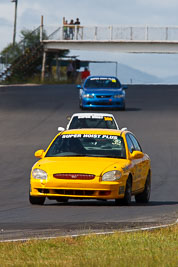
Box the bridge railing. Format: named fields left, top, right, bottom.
left=45, top=25, right=178, bottom=41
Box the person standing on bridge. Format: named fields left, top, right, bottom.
left=63, top=18, right=69, bottom=39
left=75, top=18, right=80, bottom=40
left=69, top=19, right=75, bottom=39
left=75, top=18, right=80, bottom=25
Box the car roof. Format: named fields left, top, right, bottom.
left=58, top=128, right=128, bottom=136
left=71, top=113, right=115, bottom=118
left=66, top=112, right=119, bottom=130
left=86, top=75, right=118, bottom=79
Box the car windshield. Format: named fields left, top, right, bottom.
left=69, top=116, right=117, bottom=129
left=84, top=78, right=121, bottom=89
left=46, top=134, right=126, bottom=159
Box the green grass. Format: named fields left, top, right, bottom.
left=0, top=224, right=177, bottom=267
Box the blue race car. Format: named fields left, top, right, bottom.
left=77, top=76, right=127, bottom=110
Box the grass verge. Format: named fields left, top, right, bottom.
left=0, top=224, right=177, bottom=267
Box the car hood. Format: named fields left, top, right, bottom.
left=33, top=157, right=128, bottom=176
left=83, top=88, right=124, bottom=95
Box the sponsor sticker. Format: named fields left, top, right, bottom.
left=62, top=134, right=118, bottom=140
left=119, top=186, right=125, bottom=194
left=90, top=77, right=116, bottom=81
left=104, top=116, right=113, bottom=121
left=62, top=134, right=82, bottom=138
left=78, top=115, right=103, bottom=119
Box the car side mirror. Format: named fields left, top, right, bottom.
left=35, top=149, right=45, bottom=159
left=121, top=127, right=127, bottom=132
left=130, top=151, right=143, bottom=159
left=58, top=127, right=65, bottom=132
left=76, top=84, right=82, bottom=89
left=123, top=85, right=128, bottom=90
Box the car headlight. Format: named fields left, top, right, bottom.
left=83, top=94, right=94, bottom=98
left=102, top=170, right=122, bottom=181
left=114, top=94, right=124, bottom=98
left=32, top=168, right=48, bottom=180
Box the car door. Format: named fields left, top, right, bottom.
left=126, top=133, right=143, bottom=192
left=128, top=134, right=148, bottom=190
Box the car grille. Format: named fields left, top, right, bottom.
left=87, top=101, right=120, bottom=105
left=36, top=188, right=111, bottom=197
left=53, top=173, right=95, bottom=180
left=54, top=189, right=95, bottom=196
left=96, top=95, right=112, bottom=98
left=92, top=101, right=113, bottom=105
left=37, top=188, right=95, bottom=196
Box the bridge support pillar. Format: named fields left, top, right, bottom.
left=41, top=50, right=46, bottom=82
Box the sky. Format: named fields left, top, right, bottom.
left=1, top=0, right=178, bottom=80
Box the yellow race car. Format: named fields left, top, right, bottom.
left=29, top=128, right=151, bottom=205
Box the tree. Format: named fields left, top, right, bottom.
left=0, top=27, right=45, bottom=63
left=0, top=27, right=69, bottom=82
left=0, top=43, right=21, bottom=64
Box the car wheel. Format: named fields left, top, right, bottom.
left=79, top=99, right=84, bottom=109
left=29, top=194, right=45, bottom=205
left=56, top=197, right=69, bottom=203
left=121, top=102, right=126, bottom=111
left=115, top=178, right=132, bottom=206
left=135, top=173, right=151, bottom=203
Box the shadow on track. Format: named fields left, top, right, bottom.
left=82, top=107, right=141, bottom=112
left=132, top=201, right=178, bottom=206
left=44, top=200, right=178, bottom=207
left=125, top=107, right=141, bottom=112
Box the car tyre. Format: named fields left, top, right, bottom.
left=29, top=194, right=45, bottom=205
left=79, top=99, right=84, bottom=110
left=121, top=102, right=126, bottom=111
left=135, top=173, right=151, bottom=203
left=115, top=178, right=132, bottom=206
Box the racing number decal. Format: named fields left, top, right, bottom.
left=104, top=117, right=113, bottom=121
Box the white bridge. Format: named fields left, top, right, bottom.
left=42, top=25, right=178, bottom=53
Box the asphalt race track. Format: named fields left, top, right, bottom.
left=0, top=84, right=177, bottom=240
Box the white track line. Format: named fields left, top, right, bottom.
left=0, top=219, right=177, bottom=243
left=0, top=84, right=40, bottom=87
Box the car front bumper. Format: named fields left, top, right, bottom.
left=82, top=97, right=125, bottom=109
left=30, top=177, right=126, bottom=200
